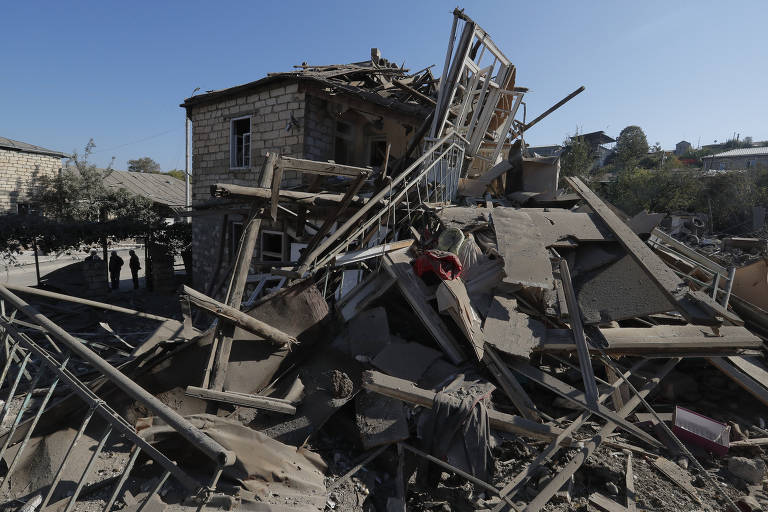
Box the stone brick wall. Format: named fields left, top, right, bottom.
left=187, top=80, right=306, bottom=292
left=303, top=94, right=335, bottom=161
left=0, top=149, right=63, bottom=214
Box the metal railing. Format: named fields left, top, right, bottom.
left=306, top=133, right=464, bottom=272
left=0, top=284, right=234, bottom=510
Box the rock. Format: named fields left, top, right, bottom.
left=736, top=495, right=762, bottom=511
left=729, top=457, right=768, bottom=484
left=676, top=456, right=689, bottom=470
left=605, top=482, right=619, bottom=496
left=693, top=474, right=707, bottom=488
left=731, top=422, right=749, bottom=441
left=329, top=370, right=353, bottom=399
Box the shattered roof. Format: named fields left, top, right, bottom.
left=181, top=58, right=436, bottom=118
left=0, top=136, right=69, bottom=158
left=703, top=146, right=768, bottom=158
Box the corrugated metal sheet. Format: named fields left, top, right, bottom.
left=0, top=136, right=69, bottom=158
left=704, top=147, right=768, bottom=158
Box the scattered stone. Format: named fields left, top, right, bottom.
left=677, top=456, right=689, bottom=470
left=729, top=457, right=768, bottom=484
left=329, top=370, right=353, bottom=399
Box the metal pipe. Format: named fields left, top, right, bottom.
left=0, top=284, right=236, bottom=468
left=523, top=86, right=585, bottom=133
left=3, top=284, right=172, bottom=323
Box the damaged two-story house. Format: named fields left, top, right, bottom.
left=181, top=53, right=436, bottom=295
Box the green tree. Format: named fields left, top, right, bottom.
left=127, top=156, right=161, bottom=173
left=165, top=169, right=186, bottom=181
left=36, top=140, right=154, bottom=224
left=615, top=125, right=649, bottom=169
left=559, top=132, right=594, bottom=178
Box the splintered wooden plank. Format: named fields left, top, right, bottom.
left=185, top=386, right=296, bottom=414
left=491, top=209, right=554, bottom=289
left=484, top=346, right=542, bottom=422
left=361, top=370, right=562, bottom=441
left=625, top=451, right=636, bottom=512
left=436, top=278, right=485, bottom=360
left=519, top=358, right=681, bottom=512
left=652, top=456, right=702, bottom=505
left=382, top=250, right=465, bottom=364
left=539, top=325, right=761, bottom=354
left=565, top=177, right=731, bottom=325
left=277, top=156, right=371, bottom=177
left=589, top=492, right=628, bottom=512
left=505, top=361, right=662, bottom=449
left=483, top=295, right=545, bottom=359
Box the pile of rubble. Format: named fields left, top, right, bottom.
left=2, top=8, right=768, bottom=512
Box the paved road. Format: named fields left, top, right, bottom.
left=1, top=247, right=147, bottom=289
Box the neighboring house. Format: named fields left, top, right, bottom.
left=180, top=57, right=432, bottom=293
left=525, top=144, right=562, bottom=158
left=65, top=165, right=187, bottom=218
left=0, top=136, right=68, bottom=215
left=701, top=147, right=768, bottom=171
left=577, top=130, right=615, bottom=167
left=675, top=140, right=692, bottom=156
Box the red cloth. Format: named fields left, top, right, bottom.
left=412, top=250, right=463, bottom=280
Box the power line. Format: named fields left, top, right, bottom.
left=90, top=127, right=181, bottom=154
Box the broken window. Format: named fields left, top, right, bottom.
left=229, top=221, right=243, bottom=260
left=260, top=230, right=285, bottom=261
left=16, top=203, right=32, bottom=215
left=230, top=117, right=251, bottom=168
left=334, top=121, right=354, bottom=165
left=368, top=136, right=388, bottom=168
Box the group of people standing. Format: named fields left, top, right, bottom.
left=108, top=249, right=142, bottom=290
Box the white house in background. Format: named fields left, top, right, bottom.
left=701, top=147, right=768, bottom=172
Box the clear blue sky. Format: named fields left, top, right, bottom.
left=2, top=1, right=766, bottom=171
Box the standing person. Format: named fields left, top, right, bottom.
left=128, top=250, right=141, bottom=290
left=109, top=251, right=124, bottom=290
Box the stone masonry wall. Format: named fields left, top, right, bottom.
left=188, top=81, right=306, bottom=292
left=0, top=149, right=63, bottom=214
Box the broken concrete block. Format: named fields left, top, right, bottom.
left=349, top=307, right=391, bottom=357
left=729, top=457, right=767, bottom=484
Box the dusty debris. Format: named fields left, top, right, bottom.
left=2, top=7, right=768, bottom=512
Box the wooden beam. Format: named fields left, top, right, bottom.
left=540, top=324, right=761, bottom=354
left=520, top=358, right=680, bottom=512
left=276, top=155, right=372, bottom=177
left=566, top=177, right=731, bottom=325
left=181, top=285, right=296, bottom=346
left=185, top=386, right=296, bottom=414
left=382, top=250, right=466, bottom=364
left=558, top=259, right=599, bottom=405
left=506, top=361, right=662, bottom=448
left=484, top=346, right=541, bottom=421
left=625, top=450, right=636, bottom=512
left=297, top=171, right=370, bottom=273
left=3, top=284, right=172, bottom=323
left=709, top=357, right=768, bottom=407
left=361, top=371, right=563, bottom=441
left=211, top=183, right=368, bottom=206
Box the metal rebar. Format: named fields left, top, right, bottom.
left=136, top=470, right=171, bottom=512
left=41, top=407, right=96, bottom=509
left=2, top=357, right=67, bottom=490
left=0, top=285, right=235, bottom=468
left=0, top=351, right=30, bottom=424
left=102, top=445, right=141, bottom=512
left=0, top=364, right=47, bottom=465
left=63, top=425, right=112, bottom=512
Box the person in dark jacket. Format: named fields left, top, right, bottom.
left=109, top=251, right=124, bottom=290
left=128, top=250, right=141, bottom=289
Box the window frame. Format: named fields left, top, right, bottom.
left=230, top=116, right=252, bottom=170
left=260, top=230, right=285, bottom=262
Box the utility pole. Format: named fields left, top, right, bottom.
left=185, top=114, right=191, bottom=223
left=185, top=87, right=200, bottom=223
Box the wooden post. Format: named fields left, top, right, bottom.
left=32, top=238, right=41, bottom=287
left=208, top=153, right=277, bottom=391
